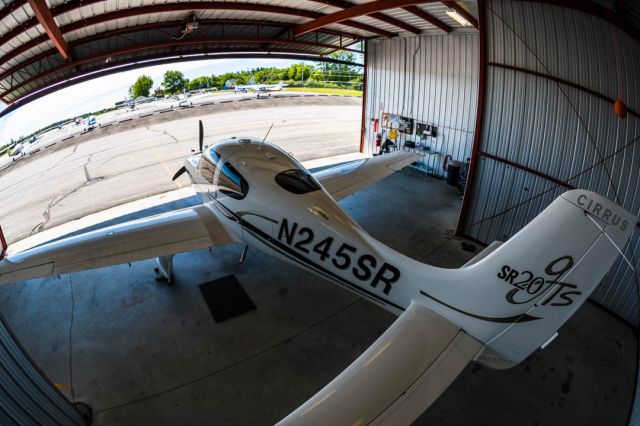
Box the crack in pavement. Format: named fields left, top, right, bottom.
left=30, top=154, right=103, bottom=236
left=0, top=144, right=81, bottom=196
left=146, top=126, right=180, bottom=144
left=103, top=138, right=181, bottom=164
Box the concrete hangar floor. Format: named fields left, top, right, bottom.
left=0, top=95, right=635, bottom=425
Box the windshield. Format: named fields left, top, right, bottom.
left=200, top=149, right=249, bottom=200
left=275, top=169, right=321, bottom=195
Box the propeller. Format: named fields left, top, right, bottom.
left=172, top=120, right=204, bottom=181
left=172, top=166, right=187, bottom=181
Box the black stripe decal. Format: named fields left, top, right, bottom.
left=217, top=201, right=537, bottom=323
left=419, top=291, right=541, bottom=323
left=242, top=226, right=391, bottom=309
left=216, top=201, right=404, bottom=311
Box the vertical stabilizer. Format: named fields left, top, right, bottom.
left=419, top=190, right=636, bottom=368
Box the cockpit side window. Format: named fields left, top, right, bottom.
left=201, top=150, right=249, bottom=200
left=275, top=169, right=321, bottom=195
left=218, top=162, right=248, bottom=199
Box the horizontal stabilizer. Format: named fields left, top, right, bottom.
left=278, top=302, right=482, bottom=425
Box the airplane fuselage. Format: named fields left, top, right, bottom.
left=178, top=137, right=633, bottom=369
left=186, top=138, right=413, bottom=316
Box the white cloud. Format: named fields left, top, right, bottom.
left=0, top=57, right=302, bottom=143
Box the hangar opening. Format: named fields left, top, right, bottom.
left=0, top=1, right=639, bottom=425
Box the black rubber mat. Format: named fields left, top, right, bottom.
left=199, top=275, right=256, bottom=323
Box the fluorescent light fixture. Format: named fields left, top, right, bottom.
left=446, top=9, right=472, bottom=27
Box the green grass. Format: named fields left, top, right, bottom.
left=284, top=87, right=363, bottom=97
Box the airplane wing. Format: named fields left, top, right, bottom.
left=314, top=151, right=421, bottom=201
left=0, top=204, right=234, bottom=285
left=278, top=302, right=483, bottom=425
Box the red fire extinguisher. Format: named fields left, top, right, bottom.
left=375, top=133, right=382, bottom=148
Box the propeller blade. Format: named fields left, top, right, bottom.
left=199, top=120, right=203, bottom=152
left=172, top=166, right=187, bottom=181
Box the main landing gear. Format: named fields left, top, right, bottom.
left=154, top=254, right=175, bottom=285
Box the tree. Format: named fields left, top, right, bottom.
left=130, top=75, right=153, bottom=98
left=162, top=70, right=187, bottom=94
left=188, top=76, right=210, bottom=91
left=153, top=87, right=165, bottom=98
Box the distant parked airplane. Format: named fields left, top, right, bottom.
left=235, top=76, right=287, bottom=94
left=8, top=142, right=24, bottom=157
left=0, top=121, right=635, bottom=424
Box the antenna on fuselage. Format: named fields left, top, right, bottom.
left=171, top=119, right=203, bottom=182
left=259, top=123, right=273, bottom=150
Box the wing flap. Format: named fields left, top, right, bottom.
left=278, top=302, right=483, bottom=426
left=0, top=204, right=233, bottom=284
left=315, top=152, right=421, bottom=201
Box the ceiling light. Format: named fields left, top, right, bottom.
left=446, top=9, right=472, bottom=27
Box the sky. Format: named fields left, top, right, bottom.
left=0, top=58, right=305, bottom=143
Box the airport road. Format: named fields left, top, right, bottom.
left=0, top=96, right=362, bottom=244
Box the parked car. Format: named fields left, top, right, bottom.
left=84, top=116, right=97, bottom=131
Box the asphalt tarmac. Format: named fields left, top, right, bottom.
left=0, top=95, right=362, bottom=244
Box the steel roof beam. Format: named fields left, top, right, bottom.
left=0, top=1, right=386, bottom=51
left=367, top=12, right=421, bottom=34
left=0, top=0, right=28, bottom=22
left=0, top=37, right=364, bottom=98
left=55, top=3, right=392, bottom=38
left=294, top=0, right=433, bottom=36
left=402, top=5, right=451, bottom=32
left=0, top=18, right=360, bottom=67
left=339, top=19, right=395, bottom=37
left=441, top=1, right=478, bottom=28
left=0, top=21, right=361, bottom=83
left=0, top=34, right=48, bottom=66
left=307, top=0, right=420, bottom=34
left=321, top=39, right=362, bottom=57
left=26, top=0, right=69, bottom=59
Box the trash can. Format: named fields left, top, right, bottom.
left=446, top=160, right=462, bottom=186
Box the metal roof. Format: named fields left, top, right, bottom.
left=0, top=0, right=479, bottom=114
left=0, top=0, right=638, bottom=115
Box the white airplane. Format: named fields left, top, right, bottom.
left=0, top=121, right=635, bottom=424
left=8, top=142, right=24, bottom=157
left=235, top=76, right=287, bottom=94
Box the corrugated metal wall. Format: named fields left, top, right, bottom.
left=463, top=0, right=640, bottom=324
left=363, top=33, right=479, bottom=176
left=0, top=312, right=86, bottom=425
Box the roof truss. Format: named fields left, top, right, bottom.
left=294, top=0, right=435, bottom=36
left=26, top=0, right=69, bottom=59
left=0, top=0, right=482, bottom=111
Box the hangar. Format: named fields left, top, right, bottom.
left=0, top=0, right=639, bottom=425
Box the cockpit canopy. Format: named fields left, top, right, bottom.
left=199, top=138, right=322, bottom=199
left=200, top=148, right=249, bottom=200
left=275, top=169, right=321, bottom=195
